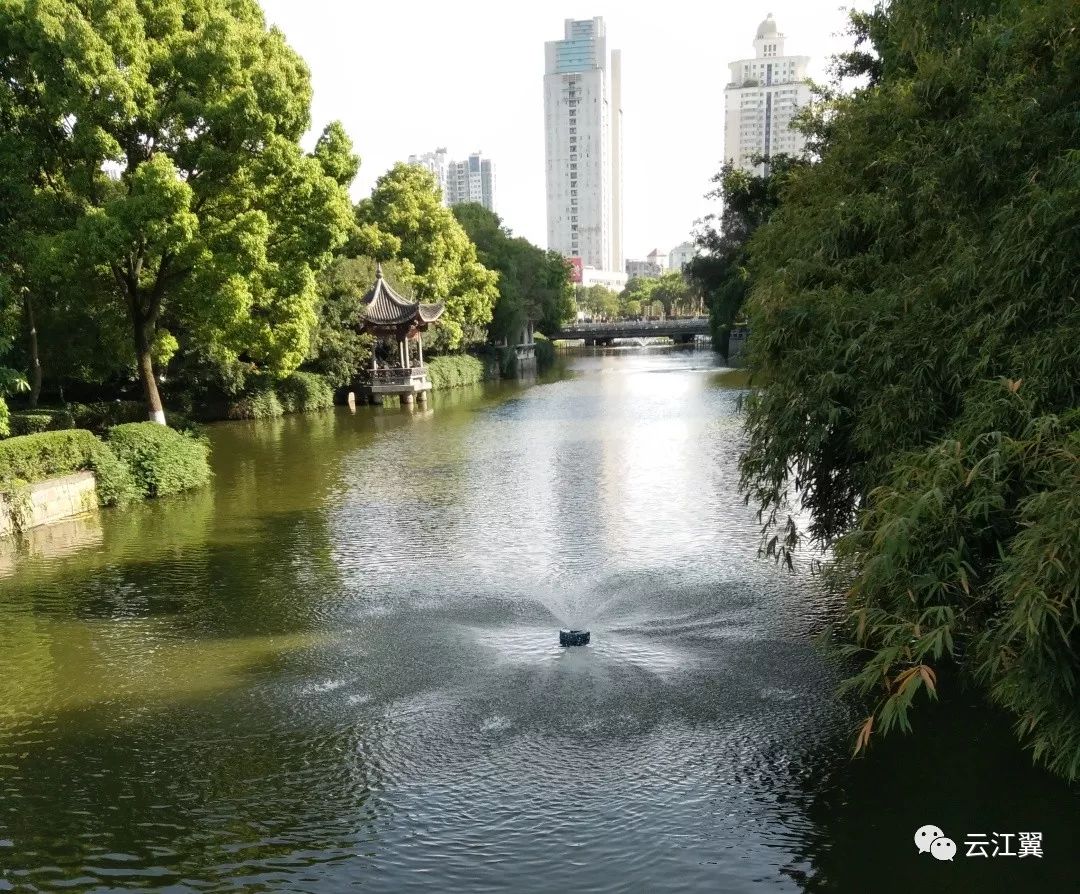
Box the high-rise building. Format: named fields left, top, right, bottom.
left=408, top=149, right=496, bottom=212
left=445, top=152, right=496, bottom=212
left=408, top=148, right=449, bottom=197
left=544, top=17, right=623, bottom=275
left=723, top=14, right=811, bottom=174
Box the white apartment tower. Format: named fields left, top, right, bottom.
left=724, top=14, right=811, bottom=174
left=446, top=152, right=496, bottom=212
left=544, top=17, right=624, bottom=274
left=408, top=148, right=449, bottom=197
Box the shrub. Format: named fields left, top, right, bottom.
left=8, top=408, right=75, bottom=436
left=166, top=412, right=208, bottom=443
left=426, top=355, right=487, bottom=390
left=225, top=387, right=283, bottom=420
left=69, top=401, right=146, bottom=433
left=276, top=371, right=334, bottom=414
left=0, top=397, right=8, bottom=438
left=534, top=333, right=555, bottom=372
left=107, top=423, right=212, bottom=498
left=8, top=413, right=54, bottom=436
left=0, top=429, right=137, bottom=506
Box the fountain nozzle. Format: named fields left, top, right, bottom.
left=559, top=629, right=590, bottom=647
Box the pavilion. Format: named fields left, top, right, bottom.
left=359, top=264, right=445, bottom=405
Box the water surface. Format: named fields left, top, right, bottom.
left=1, top=348, right=1077, bottom=892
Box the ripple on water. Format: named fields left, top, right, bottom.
left=5, top=350, right=1072, bottom=893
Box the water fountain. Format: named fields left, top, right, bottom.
left=559, top=629, right=590, bottom=647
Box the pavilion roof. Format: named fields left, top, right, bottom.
left=360, top=264, right=445, bottom=330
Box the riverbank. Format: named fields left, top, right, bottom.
left=0, top=424, right=210, bottom=535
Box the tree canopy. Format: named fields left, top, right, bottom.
left=688, top=157, right=803, bottom=356
left=739, top=0, right=1080, bottom=777
left=452, top=202, right=574, bottom=342
left=355, top=164, right=497, bottom=350
left=0, top=0, right=357, bottom=420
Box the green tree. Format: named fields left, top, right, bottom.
left=650, top=270, right=696, bottom=319
left=452, top=202, right=574, bottom=343
left=619, top=276, right=656, bottom=318
left=576, top=284, right=619, bottom=321
left=688, top=157, right=803, bottom=356
left=739, top=0, right=1080, bottom=777
left=0, top=0, right=356, bottom=422
left=356, top=165, right=497, bottom=350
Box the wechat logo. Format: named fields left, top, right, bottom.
left=915, top=824, right=956, bottom=861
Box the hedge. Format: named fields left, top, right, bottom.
left=106, top=422, right=212, bottom=498
left=0, top=397, right=8, bottom=438
left=0, top=429, right=137, bottom=506
left=426, top=355, right=488, bottom=390
left=8, top=408, right=75, bottom=436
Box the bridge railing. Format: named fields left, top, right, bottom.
left=555, top=317, right=710, bottom=335
left=552, top=319, right=712, bottom=336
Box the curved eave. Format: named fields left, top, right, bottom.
left=417, top=304, right=445, bottom=324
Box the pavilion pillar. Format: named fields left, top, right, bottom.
left=418, top=334, right=424, bottom=366
left=404, top=335, right=411, bottom=368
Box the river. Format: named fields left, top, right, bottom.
left=1, top=347, right=1077, bottom=892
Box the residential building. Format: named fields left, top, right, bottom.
left=408, top=148, right=496, bottom=212
left=445, top=151, right=496, bottom=212
left=626, top=258, right=663, bottom=279
left=668, top=241, right=697, bottom=271
left=723, top=14, right=811, bottom=174
left=407, top=148, right=449, bottom=198
left=544, top=17, right=624, bottom=276
left=626, top=247, right=668, bottom=279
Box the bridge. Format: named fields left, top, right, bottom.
left=551, top=318, right=711, bottom=345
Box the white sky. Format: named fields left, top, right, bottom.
left=259, top=1, right=872, bottom=259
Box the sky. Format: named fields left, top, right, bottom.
left=259, top=0, right=873, bottom=260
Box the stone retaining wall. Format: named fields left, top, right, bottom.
left=0, top=471, right=98, bottom=537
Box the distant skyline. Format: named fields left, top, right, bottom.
left=259, top=1, right=874, bottom=258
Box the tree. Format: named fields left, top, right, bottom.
left=650, top=270, right=695, bottom=319
left=739, top=0, right=1080, bottom=777
left=619, top=276, right=656, bottom=318
left=0, top=0, right=356, bottom=422
left=356, top=165, right=497, bottom=350
left=688, top=157, right=803, bottom=356
left=576, top=284, right=619, bottom=321
left=452, top=202, right=574, bottom=343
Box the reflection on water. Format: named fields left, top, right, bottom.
left=0, top=347, right=1077, bottom=892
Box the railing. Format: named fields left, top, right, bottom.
left=560, top=317, right=709, bottom=333
left=368, top=365, right=429, bottom=387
